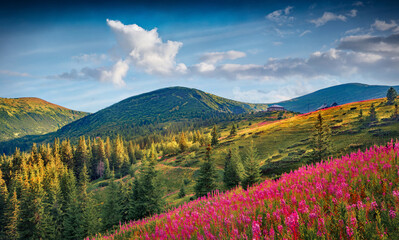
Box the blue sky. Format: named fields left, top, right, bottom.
left=1, top=0, right=398, bottom=112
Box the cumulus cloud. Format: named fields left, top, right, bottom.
left=106, top=19, right=185, bottom=76
left=371, top=20, right=398, bottom=31
left=337, top=34, right=399, bottom=56
left=347, top=9, right=358, bottom=17
left=191, top=33, right=399, bottom=83
left=51, top=20, right=187, bottom=87
left=266, top=6, right=294, bottom=25
left=310, top=12, right=347, bottom=27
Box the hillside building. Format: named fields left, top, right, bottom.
left=267, top=104, right=285, bottom=112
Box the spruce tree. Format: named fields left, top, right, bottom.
left=211, top=125, right=219, bottom=146
left=178, top=184, right=186, bottom=198
left=310, top=113, right=332, bottom=163
left=60, top=139, right=74, bottom=170
left=194, top=145, right=218, bottom=198
left=111, top=135, right=127, bottom=172
left=127, top=141, right=136, bottom=164
left=229, top=124, right=237, bottom=137
left=241, top=141, right=261, bottom=190
left=132, top=154, right=163, bottom=220
left=393, top=103, right=399, bottom=120
left=79, top=164, right=99, bottom=237
left=5, top=190, right=19, bottom=240
left=74, top=136, right=88, bottom=178
left=223, top=148, right=244, bottom=190
left=368, top=103, right=377, bottom=122
left=386, top=87, right=398, bottom=105
left=178, top=132, right=188, bottom=152
left=0, top=169, right=8, bottom=239
left=102, top=178, right=121, bottom=231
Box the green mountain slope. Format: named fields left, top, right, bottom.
left=0, top=97, right=89, bottom=142
left=276, top=83, right=399, bottom=113
left=56, top=86, right=268, bottom=137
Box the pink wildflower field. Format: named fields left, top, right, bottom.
left=90, top=140, right=399, bottom=240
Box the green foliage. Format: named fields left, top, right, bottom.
left=229, top=124, right=237, bottom=136
left=223, top=148, right=244, bottom=190
left=211, top=125, right=219, bottom=146
left=386, top=87, right=398, bottom=105
left=102, top=178, right=121, bottom=231
left=0, top=169, right=8, bottom=239
left=368, top=103, right=378, bottom=122
left=310, top=113, right=332, bottom=163
left=5, top=190, right=19, bottom=240
left=178, top=132, right=188, bottom=152
left=178, top=184, right=186, bottom=198
left=241, top=141, right=261, bottom=190
left=195, top=145, right=218, bottom=198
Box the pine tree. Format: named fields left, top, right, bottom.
left=60, top=139, right=74, bottom=170
left=132, top=154, right=163, bottom=220
left=178, top=184, right=186, bottom=198
left=5, top=190, right=19, bottom=240
left=178, top=132, right=188, bottom=152
left=223, top=148, right=244, bottom=190
left=0, top=169, right=8, bottom=239
left=368, top=103, right=377, bottom=122
left=310, top=113, right=332, bottom=163
left=102, top=178, right=121, bottom=231
left=211, top=125, right=219, bottom=146
left=194, top=145, right=218, bottom=198
left=74, top=136, right=88, bottom=178
left=111, top=135, right=127, bottom=172
left=79, top=164, right=99, bottom=237
left=127, top=141, right=136, bottom=164
left=386, top=87, right=398, bottom=105
left=393, top=103, right=399, bottom=120
left=105, top=137, right=112, bottom=160
left=229, top=124, right=237, bottom=137
left=241, top=141, right=261, bottom=190
left=103, top=158, right=111, bottom=179
left=358, top=109, right=363, bottom=121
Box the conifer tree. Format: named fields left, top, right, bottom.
left=102, top=177, right=121, bottom=231
left=79, top=164, right=99, bottom=237
left=194, top=145, right=218, bottom=198
left=132, top=154, right=163, bottom=220
left=0, top=169, right=8, bottom=239
left=223, top=147, right=244, bottom=190
left=105, top=137, right=112, bottom=160
left=111, top=135, right=127, bottom=172
left=229, top=124, right=237, bottom=136
left=60, top=139, right=74, bottom=170
left=178, top=184, right=186, bottom=198
left=74, top=136, right=88, bottom=178
left=103, top=158, right=112, bottom=179
left=211, top=125, right=219, bottom=146
left=127, top=141, right=136, bottom=164
left=310, top=113, right=332, bottom=163
left=368, top=103, right=377, bottom=122
left=393, top=103, right=399, bottom=120
left=178, top=132, right=188, bottom=152
left=386, top=87, right=398, bottom=105
left=5, top=190, right=19, bottom=240
left=241, top=141, right=261, bottom=190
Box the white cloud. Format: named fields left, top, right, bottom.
left=310, top=12, right=347, bottom=27
left=299, top=30, right=311, bottom=37
left=106, top=19, right=185, bottom=76
left=273, top=42, right=283, bottom=46
left=191, top=33, right=399, bottom=83
left=371, top=20, right=397, bottom=31
left=200, top=50, right=246, bottom=64
left=347, top=9, right=358, bottom=17
left=266, top=6, right=294, bottom=25
left=0, top=70, right=31, bottom=77
left=344, top=27, right=362, bottom=35
left=72, top=53, right=108, bottom=64
left=99, top=59, right=129, bottom=87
